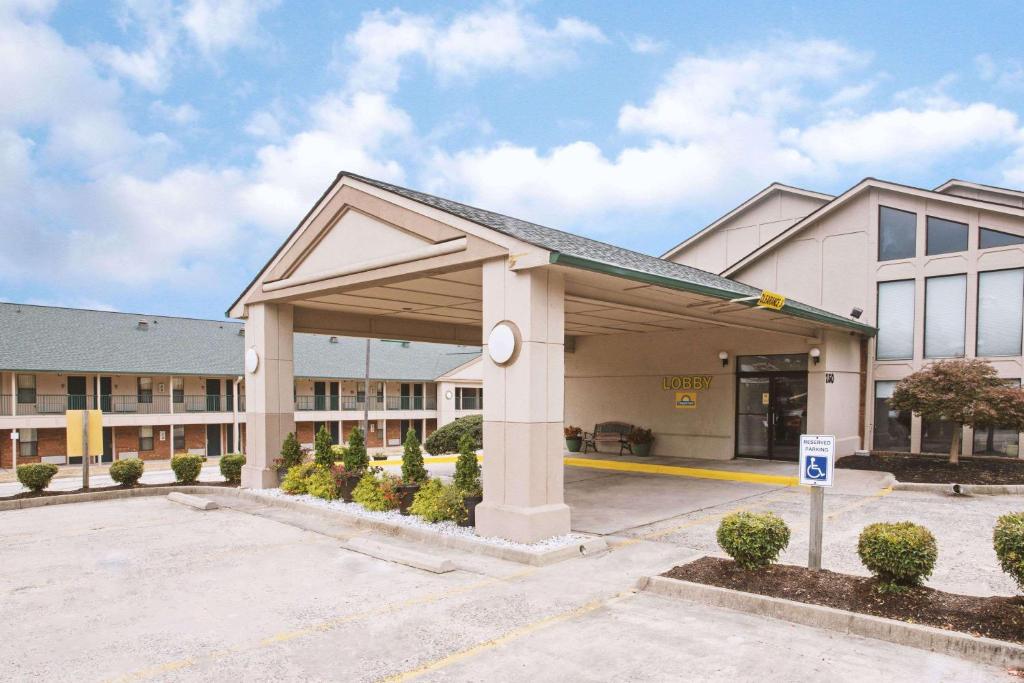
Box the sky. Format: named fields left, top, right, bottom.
left=5, top=0, right=1024, bottom=320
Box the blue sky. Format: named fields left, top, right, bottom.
left=5, top=0, right=1024, bottom=319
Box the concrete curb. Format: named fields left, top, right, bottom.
left=167, top=491, right=219, bottom=510
left=892, top=481, right=1024, bottom=495
left=638, top=574, right=1024, bottom=669
left=341, top=536, right=455, bottom=573
left=0, top=485, right=227, bottom=512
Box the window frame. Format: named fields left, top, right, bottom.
left=979, top=226, right=1024, bottom=250
left=924, top=215, right=969, bottom=256
left=976, top=267, right=1024, bottom=358
left=872, top=380, right=911, bottom=452
left=16, top=374, right=36, bottom=404
left=172, top=377, right=184, bottom=404
left=875, top=279, right=916, bottom=361
left=19, top=428, right=38, bottom=457
left=139, top=426, right=154, bottom=452
left=172, top=425, right=185, bottom=451
left=137, top=377, right=153, bottom=404
left=878, top=205, right=918, bottom=262
left=924, top=273, right=967, bottom=359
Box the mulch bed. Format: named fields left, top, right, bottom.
left=664, top=556, right=1024, bottom=645
left=837, top=452, right=1024, bottom=484
left=2, top=480, right=238, bottom=501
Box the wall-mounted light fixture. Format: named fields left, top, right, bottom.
left=718, top=351, right=729, bottom=367
left=850, top=307, right=863, bottom=319
left=809, top=347, right=821, bottom=365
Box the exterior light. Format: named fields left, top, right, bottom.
left=809, top=347, right=821, bottom=365
left=850, top=307, right=863, bottom=319
left=718, top=351, right=729, bottom=367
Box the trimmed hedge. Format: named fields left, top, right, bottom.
left=716, top=511, right=791, bottom=570
left=219, top=453, right=245, bottom=484
left=424, top=414, right=482, bottom=456
left=453, top=432, right=481, bottom=495
left=109, top=458, right=144, bottom=486
left=17, top=463, right=58, bottom=492
left=409, top=478, right=467, bottom=524
left=401, top=428, right=427, bottom=484
left=171, top=454, right=204, bottom=484
left=858, top=521, right=937, bottom=589
left=994, top=512, right=1024, bottom=591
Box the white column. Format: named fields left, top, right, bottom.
left=10, top=372, right=17, bottom=417
left=169, top=376, right=175, bottom=414
left=475, top=260, right=569, bottom=543
left=232, top=376, right=240, bottom=455
left=241, top=303, right=295, bottom=488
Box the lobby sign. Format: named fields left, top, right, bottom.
left=675, top=391, right=697, bottom=409
left=661, top=375, right=713, bottom=391
left=757, top=290, right=786, bottom=310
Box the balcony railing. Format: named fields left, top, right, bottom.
left=455, top=397, right=483, bottom=410
left=294, top=395, right=436, bottom=412
left=8, top=394, right=241, bottom=416
left=0, top=395, right=10, bottom=416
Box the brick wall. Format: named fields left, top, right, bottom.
left=296, top=421, right=314, bottom=444
left=183, top=424, right=206, bottom=454
left=341, top=420, right=383, bottom=447
left=386, top=420, right=401, bottom=447
left=425, top=418, right=437, bottom=437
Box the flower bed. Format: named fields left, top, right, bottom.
left=0, top=480, right=237, bottom=502
left=838, top=452, right=1024, bottom=484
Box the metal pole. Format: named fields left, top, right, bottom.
left=808, top=485, right=823, bottom=570
left=82, top=411, right=90, bottom=490
left=362, top=338, right=370, bottom=437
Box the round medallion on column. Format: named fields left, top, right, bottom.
left=487, top=322, right=519, bottom=366
left=245, top=348, right=260, bottom=374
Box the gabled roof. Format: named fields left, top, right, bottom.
left=934, top=178, right=1024, bottom=206
left=723, top=177, right=1024, bottom=277
left=660, top=182, right=833, bottom=260
left=0, top=302, right=479, bottom=379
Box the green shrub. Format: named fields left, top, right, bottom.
left=858, top=522, right=937, bottom=589
left=314, top=425, right=334, bottom=469
left=994, top=512, right=1024, bottom=591
left=281, top=462, right=318, bottom=494
left=17, top=463, right=58, bottom=492
left=277, top=432, right=303, bottom=471
left=424, top=414, right=482, bottom=456
left=454, top=433, right=481, bottom=495
left=409, top=478, right=467, bottom=524
left=170, top=454, right=204, bottom=484
left=401, top=428, right=427, bottom=484
left=716, top=512, right=791, bottom=570
left=219, top=453, right=245, bottom=484
left=305, top=466, right=338, bottom=500
left=109, top=458, right=144, bottom=486
left=353, top=471, right=402, bottom=511
left=330, top=444, right=347, bottom=460
left=342, top=426, right=369, bottom=474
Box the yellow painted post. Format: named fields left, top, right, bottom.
left=67, top=409, right=103, bottom=489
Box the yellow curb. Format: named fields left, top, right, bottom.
left=563, top=457, right=798, bottom=487
left=372, top=455, right=482, bottom=467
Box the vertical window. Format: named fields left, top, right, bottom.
left=925, top=274, right=966, bottom=358
left=977, top=269, right=1024, bottom=357
left=979, top=227, right=1024, bottom=249
left=876, top=280, right=915, bottom=360
left=872, top=381, right=911, bottom=452
left=878, top=206, right=917, bottom=261
left=925, top=216, right=968, bottom=255
left=974, top=379, right=1022, bottom=457
left=19, top=428, right=38, bottom=457
left=139, top=426, right=154, bottom=451
left=16, top=374, right=36, bottom=403
left=921, top=418, right=957, bottom=454
left=138, top=377, right=153, bottom=404
left=173, top=425, right=185, bottom=450
left=172, top=377, right=184, bottom=404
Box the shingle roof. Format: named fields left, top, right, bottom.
left=345, top=173, right=874, bottom=334
left=0, top=302, right=479, bottom=379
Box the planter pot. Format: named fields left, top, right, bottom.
left=565, top=437, right=582, bottom=453
left=276, top=469, right=288, bottom=485
left=459, top=494, right=483, bottom=527
left=337, top=473, right=362, bottom=502
left=397, top=483, right=421, bottom=516
left=632, top=442, right=653, bottom=457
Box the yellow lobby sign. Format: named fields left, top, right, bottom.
left=757, top=290, right=786, bottom=310
left=661, top=375, right=713, bottom=391
left=675, top=391, right=697, bottom=409
left=66, top=410, right=104, bottom=457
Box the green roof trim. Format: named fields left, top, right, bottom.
left=548, top=252, right=877, bottom=336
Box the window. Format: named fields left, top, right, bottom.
left=925, top=216, right=968, bottom=255
left=977, top=269, right=1024, bottom=357
left=876, top=281, right=915, bottom=360
left=974, top=379, right=1021, bottom=456
left=921, top=418, right=957, bottom=454
left=19, top=428, right=38, bottom=457
left=172, top=377, right=184, bottom=404
left=980, top=227, right=1024, bottom=249
left=872, top=381, right=910, bottom=452
left=924, top=274, right=966, bottom=358
left=139, top=426, right=154, bottom=451
left=16, top=374, right=36, bottom=404
left=137, top=377, right=153, bottom=404
left=878, top=206, right=917, bottom=261
left=173, top=425, right=185, bottom=450
left=736, top=355, right=809, bottom=372
left=455, top=387, right=483, bottom=410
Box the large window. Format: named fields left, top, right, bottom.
left=878, top=206, right=917, bottom=261
left=19, top=428, right=38, bottom=457
left=980, top=227, right=1024, bottom=249
left=173, top=425, right=185, bottom=451
left=876, top=280, right=915, bottom=360
left=16, top=374, right=36, bottom=404
left=974, top=379, right=1022, bottom=457
left=921, top=418, right=957, bottom=454
left=872, top=381, right=910, bottom=452
left=139, top=426, right=154, bottom=452
left=455, top=387, right=483, bottom=410
left=925, top=216, right=968, bottom=255
left=137, top=377, right=153, bottom=404
left=924, top=274, right=966, bottom=358
left=977, top=269, right=1024, bottom=357
left=172, top=377, right=184, bottom=404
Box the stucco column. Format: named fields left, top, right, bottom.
left=241, top=303, right=295, bottom=488
left=475, top=259, right=569, bottom=543
left=807, top=331, right=862, bottom=458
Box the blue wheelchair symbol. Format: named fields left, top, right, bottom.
left=805, top=455, right=828, bottom=482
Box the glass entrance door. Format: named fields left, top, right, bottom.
left=735, top=355, right=808, bottom=461
left=771, top=376, right=807, bottom=460
left=737, top=377, right=770, bottom=458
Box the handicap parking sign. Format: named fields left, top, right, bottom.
left=799, top=435, right=835, bottom=487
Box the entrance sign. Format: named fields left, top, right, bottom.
left=675, top=391, right=697, bottom=409
left=661, top=375, right=713, bottom=391
left=799, top=434, right=835, bottom=487
left=757, top=290, right=786, bottom=310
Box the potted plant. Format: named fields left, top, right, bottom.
left=276, top=432, right=304, bottom=484
left=398, top=427, right=428, bottom=515
left=564, top=425, right=583, bottom=453
left=338, top=426, right=369, bottom=501
left=454, top=433, right=482, bottom=527
left=629, top=427, right=654, bottom=457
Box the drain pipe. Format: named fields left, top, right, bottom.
left=951, top=483, right=967, bottom=496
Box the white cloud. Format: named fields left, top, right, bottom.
left=181, top=0, right=279, bottom=55
left=151, top=100, right=199, bottom=124
left=627, top=34, right=665, bottom=55
left=244, top=110, right=283, bottom=139
left=976, top=53, right=1024, bottom=91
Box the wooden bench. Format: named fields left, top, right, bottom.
left=582, top=422, right=634, bottom=456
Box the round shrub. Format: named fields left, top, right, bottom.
left=305, top=466, right=338, bottom=500
left=716, top=511, right=791, bottom=570
left=17, top=463, right=58, bottom=492
left=219, top=453, right=245, bottom=484
left=109, top=458, right=144, bottom=486
left=353, top=471, right=402, bottom=511
left=994, top=512, right=1024, bottom=591
left=409, top=478, right=467, bottom=524
left=281, top=462, right=318, bottom=494
left=170, top=454, right=204, bottom=484
left=424, top=414, right=482, bottom=456
left=858, top=521, right=937, bottom=588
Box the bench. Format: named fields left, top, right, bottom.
left=582, top=422, right=633, bottom=456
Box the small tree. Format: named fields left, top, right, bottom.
left=279, top=432, right=303, bottom=471
left=453, top=432, right=481, bottom=496
left=313, top=424, right=334, bottom=469
left=401, top=427, right=427, bottom=484
left=342, top=426, right=369, bottom=475
left=889, top=359, right=1024, bottom=464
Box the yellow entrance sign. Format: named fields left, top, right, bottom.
left=675, top=391, right=697, bottom=409
left=757, top=290, right=786, bottom=310
left=662, top=375, right=713, bottom=391
left=66, top=410, right=104, bottom=457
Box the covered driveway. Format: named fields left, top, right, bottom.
left=230, top=172, right=874, bottom=543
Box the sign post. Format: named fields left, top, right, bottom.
left=799, top=434, right=835, bottom=571
left=66, top=410, right=103, bottom=490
